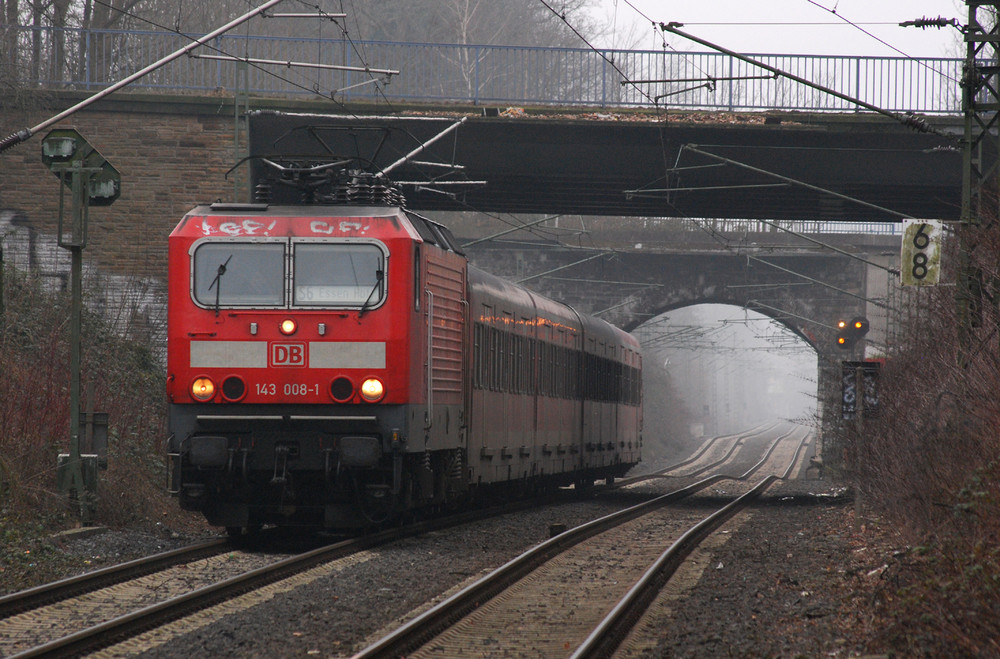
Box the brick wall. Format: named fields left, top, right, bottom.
left=1, top=92, right=240, bottom=283
left=0, top=92, right=260, bottom=356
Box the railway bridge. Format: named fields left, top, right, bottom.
left=0, top=93, right=953, bottom=467
left=248, top=109, right=929, bottom=460
left=457, top=219, right=895, bottom=456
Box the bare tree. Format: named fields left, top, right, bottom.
left=347, top=0, right=601, bottom=47
left=3, top=0, right=614, bottom=99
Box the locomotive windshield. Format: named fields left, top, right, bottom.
left=192, top=242, right=285, bottom=307
left=293, top=243, right=385, bottom=307
left=191, top=240, right=386, bottom=309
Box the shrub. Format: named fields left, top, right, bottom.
left=0, top=264, right=193, bottom=531
left=853, top=221, right=1000, bottom=655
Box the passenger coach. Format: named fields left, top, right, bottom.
left=166, top=199, right=641, bottom=533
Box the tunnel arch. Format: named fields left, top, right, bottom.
left=621, top=296, right=821, bottom=356
left=635, top=301, right=820, bottom=440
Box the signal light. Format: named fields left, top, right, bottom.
left=835, top=319, right=851, bottom=349
left=835, top=317, right=869, bottom=349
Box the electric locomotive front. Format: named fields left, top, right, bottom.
left=166, top=203, right=423, bottom=531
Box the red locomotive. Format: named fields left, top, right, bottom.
left=166, top=168, right=641, bottom=534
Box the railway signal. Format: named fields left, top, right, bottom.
left=835, top=316, right=869, bottom=349
left=42, top=128, right=119, bottom=522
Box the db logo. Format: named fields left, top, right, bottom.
left=271, top=343, right=306, bottom=367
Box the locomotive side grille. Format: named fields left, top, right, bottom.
left=426, top=255, right=466, bottom=404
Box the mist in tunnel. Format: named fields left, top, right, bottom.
left=635, top=304, right=817, bottom=461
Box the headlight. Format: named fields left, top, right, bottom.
left=330, top=377, right=354, bottom=402
left=191, top=376, right=216, bottom=402
left=280, top=318, right=297, bottom=335
left=359, top=377, right=385, bottom=403
left=221, top=375, right=246, bottom=402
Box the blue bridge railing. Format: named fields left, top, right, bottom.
left=2, top=25, right=964, bottom=114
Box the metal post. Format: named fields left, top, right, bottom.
left=474, top=46, right=481, bottom=106
left=958, top=2, right=1000, bottom=362
left=601, top=53, right=606, bottom=108
left=0, top=242, right=4, bottom=328
left=62, top=163, right=95, bottom=522
left=42, top=129, right=118, bottom=523
left=727, top=55, right=734, bottom=112
left=234, top=59, right=249, bottom=201
left=84, top=28, right=91, bottom=89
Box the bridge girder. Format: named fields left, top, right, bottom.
left=249, top=111, right=964, bottom=222
left=467, top=244, right=870, bottom=359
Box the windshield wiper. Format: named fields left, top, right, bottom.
left=208, top=255, right=232, bottom=317
left=358, top=270, right=384, bottom=318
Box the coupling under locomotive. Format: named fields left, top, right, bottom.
left=166, top=158, right=641, bottom=534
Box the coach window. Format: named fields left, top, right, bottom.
left=293, top=242, right=386, bottom=308
left=473, top=323, right=483, bottom=389
left=192, top=242, right=285, bottom=307
left=489, top=327, right=499, bottom=391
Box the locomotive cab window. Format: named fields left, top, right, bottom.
left=191, top=239, right=387, bottom=310
left=293, top=243, right=385, bottom=308
left=192, top=242, right=285, bottom=307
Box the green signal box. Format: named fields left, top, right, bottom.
left=41, top=128, right=121, bottom=206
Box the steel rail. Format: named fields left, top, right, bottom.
left=572, top=476, right=779, bottom=658
left=9, top=534, right=379, bottom=659
left=351, top=425, right=808, bottom=659
left=0, top=538, right=229, bottom=619
left=612, top=421, right=780, bottom=488
left=8, top=492, right=575, bottom=658
left=572, top=429, right=811, bottom=657
left=350, top=425, right=803, bottom=659
left=737, top=425, right=801, bottom=480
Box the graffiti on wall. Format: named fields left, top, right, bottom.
left=0, top=208, right=168, bottom=361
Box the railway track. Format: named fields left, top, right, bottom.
left=618, top=420, right=785, bottom=486
left=1, top=424, right=804, bottom=657
left=352, top=424, right=809, bottom=658
left=0, top=489, right=593, bottom=658
left=0, top=538, right=230, bottom=620
left=0, top=535, right=365, bottom=658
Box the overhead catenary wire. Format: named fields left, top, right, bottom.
left=93, top=0, right=466, bottom=177
left=676, top=144, right=918, bottom=220
left=3, top=0, right=482, bottom=241
left=187, top=53, right=398, bottom=77
left=804, top=0, right=961, bottom=83
left=659, top=22, right=948, bottom=136
left=5, top=0, right=407, bottom=141
left=536, top=0, right=656, bottom=105
left=643, top=144, right=907, bottom=276
left=0, top=0, right=289, bottom=153
left=614, top=0, right=959, bottom=81
left=614, top=159, right=901, bottom=320
left=293, top=0, right=403, bottom=111
left=5, top=0, right=368, bottom=127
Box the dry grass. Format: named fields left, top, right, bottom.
left=0, top=265, right=200, bottom=533
left=852, top=222, right=1000, bottom=656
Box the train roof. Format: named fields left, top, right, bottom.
left=468, top=264, right=640, bottom=356
left=171, top=204, right=464, bottom=255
